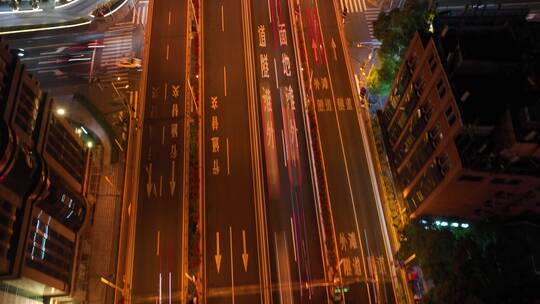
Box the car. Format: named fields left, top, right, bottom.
left=117, top=57, right=142, bottom=69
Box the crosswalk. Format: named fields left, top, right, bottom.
left=340, top=0, right=366, bottom=13
left=364, top=7, right=381, bottom=39
left=132, top=4, right=148, bottom=25
left=338, top=0, right=381, bottom=40
left=99, top=22, right=134, bottom=88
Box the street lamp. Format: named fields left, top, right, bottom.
left=56, top=107, right=66, bottom=116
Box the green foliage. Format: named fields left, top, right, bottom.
left=398, top=221, right=540, bottom=303
left=368, top=0, right=435, bottom=96
left=9, top=0, right=19, bottom=9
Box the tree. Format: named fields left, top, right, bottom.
left=9, top=0, right=19, bottom=10
left=397, top=220, right=540, bottom=303
left=368, top=0, right=435, bottom=96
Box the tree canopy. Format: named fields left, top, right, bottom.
left=368, top=0, right=435, bottom=96
left=397, top=221, right=540, bottom=303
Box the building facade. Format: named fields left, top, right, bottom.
left=0, top=39, right=91, bottom=300
left=379, top=9, right=540, bottom=219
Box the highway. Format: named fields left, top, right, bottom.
left=297, top=0, right=397, bottom=302
left=249, top=0, right=327, bottom=302
left=201, top=0, right=265, bottom=303
left=130, top=0, right=189, bottom=302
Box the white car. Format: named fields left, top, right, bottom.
left=117, top=57, right=142, bottom=68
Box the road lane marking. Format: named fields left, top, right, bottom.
left=223, top=66, right=228, bottom=96
left=229, top=226, right=236, bottom=304
left=215, top=232, right=222, bottom=273
left=168, top=11, right=172, bottom=25
left=241, top=230, right=248, bottom=272
left=267, top=0, right=271, bottom=22
left=166, top=44, right=169, bottom=60
left=169, top=160, right=176, bottom=196
left=226, top=138, right=230, bottom=175
left=221, top=5, right=225, bottom=32
left=157, top=230, right=160, bottom=256
left=290, top=217, right=297, bottom=262
left=159, top=272, right=163, bottom=303
left=364, top=229, right=378, bottom=303
left=169, top=272, right=172, bottom=304
left=146, top=163, right=154, bottom=197
left=164, top=83, right=168, bottom=101
left=273, top=58, right=279, bottom=89
left=331, top=38, right=338, bottom=61
left=281, top=129, right=287, bottom=167
left=162, top=125, right=166, bottom=145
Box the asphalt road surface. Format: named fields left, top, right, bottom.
left=131, top=0, right=189, bottom=302
left=202, top=0, right=264, bottom=303
left=249, top=0, right=327, bottom=302
left=297, top=0, right=396, bottom=302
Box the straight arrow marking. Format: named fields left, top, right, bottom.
left=169, top=160, right=176, bottom=196
left=331, top=38, right=338, bottom=61
left=215, top=232, right=222, bottom=273
left=242, top=229, right=248, bottom=272
left=146, top=163, right=153, bottom=197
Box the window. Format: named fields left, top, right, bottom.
left=491, top=178, right=506, bottom=184
left=508, top=179, right=522, bottom=186
left=436, top=78, right=447, bottom=99
left=437, top=78, right=444, bottom=91
left=428, top=54, right=437, bottom=73
left=448, top=115, right=456, bottom=126
left=459, top=174, right=483, bottom=182
left=445, top=106, right=456, bottom=126
left=491, top=178, right=522, bottom=186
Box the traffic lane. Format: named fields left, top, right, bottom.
left=132, top=122, right=186, bottom=302
left=203, top=0, right=261, bottom=303
left=131, top=0, right=188, bottom=300
left=272, top=2, right=327, bottom=292
left=250, top=1, right=328, bottom=299
left=309, top=0, right=396, bottom=298
left=312, top=0, right=393, bottom=280
left=340, top=111, right=393, bottom=278
left=132, top=65, right=187, bottom=301
left=249, top=1, right=301, bottom=301
left=152, top=0, right=187, bottom=37
left=301, top=21, right=371, bottom=301
left=311, top=0, right=350, bottom=97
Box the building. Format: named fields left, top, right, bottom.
left=379, top=9, right=540, bottom=219
left=0, top=38, right=91, bottom=301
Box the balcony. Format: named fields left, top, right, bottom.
left=404, top=159, right=447, bottom=213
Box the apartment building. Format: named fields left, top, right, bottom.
left=0, top=39, right=90, bottom=300
left=379, top=9, right=540, bottom=219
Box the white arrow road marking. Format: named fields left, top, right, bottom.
left=146, top=163, right=154, bottom=197
left=242, top=229, right=249, bottom=272
left=331, top=38, right=338, bottom=61
left=169, top=160, right=176, bottom=196
left=215, top=232, right=222, bottom=273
